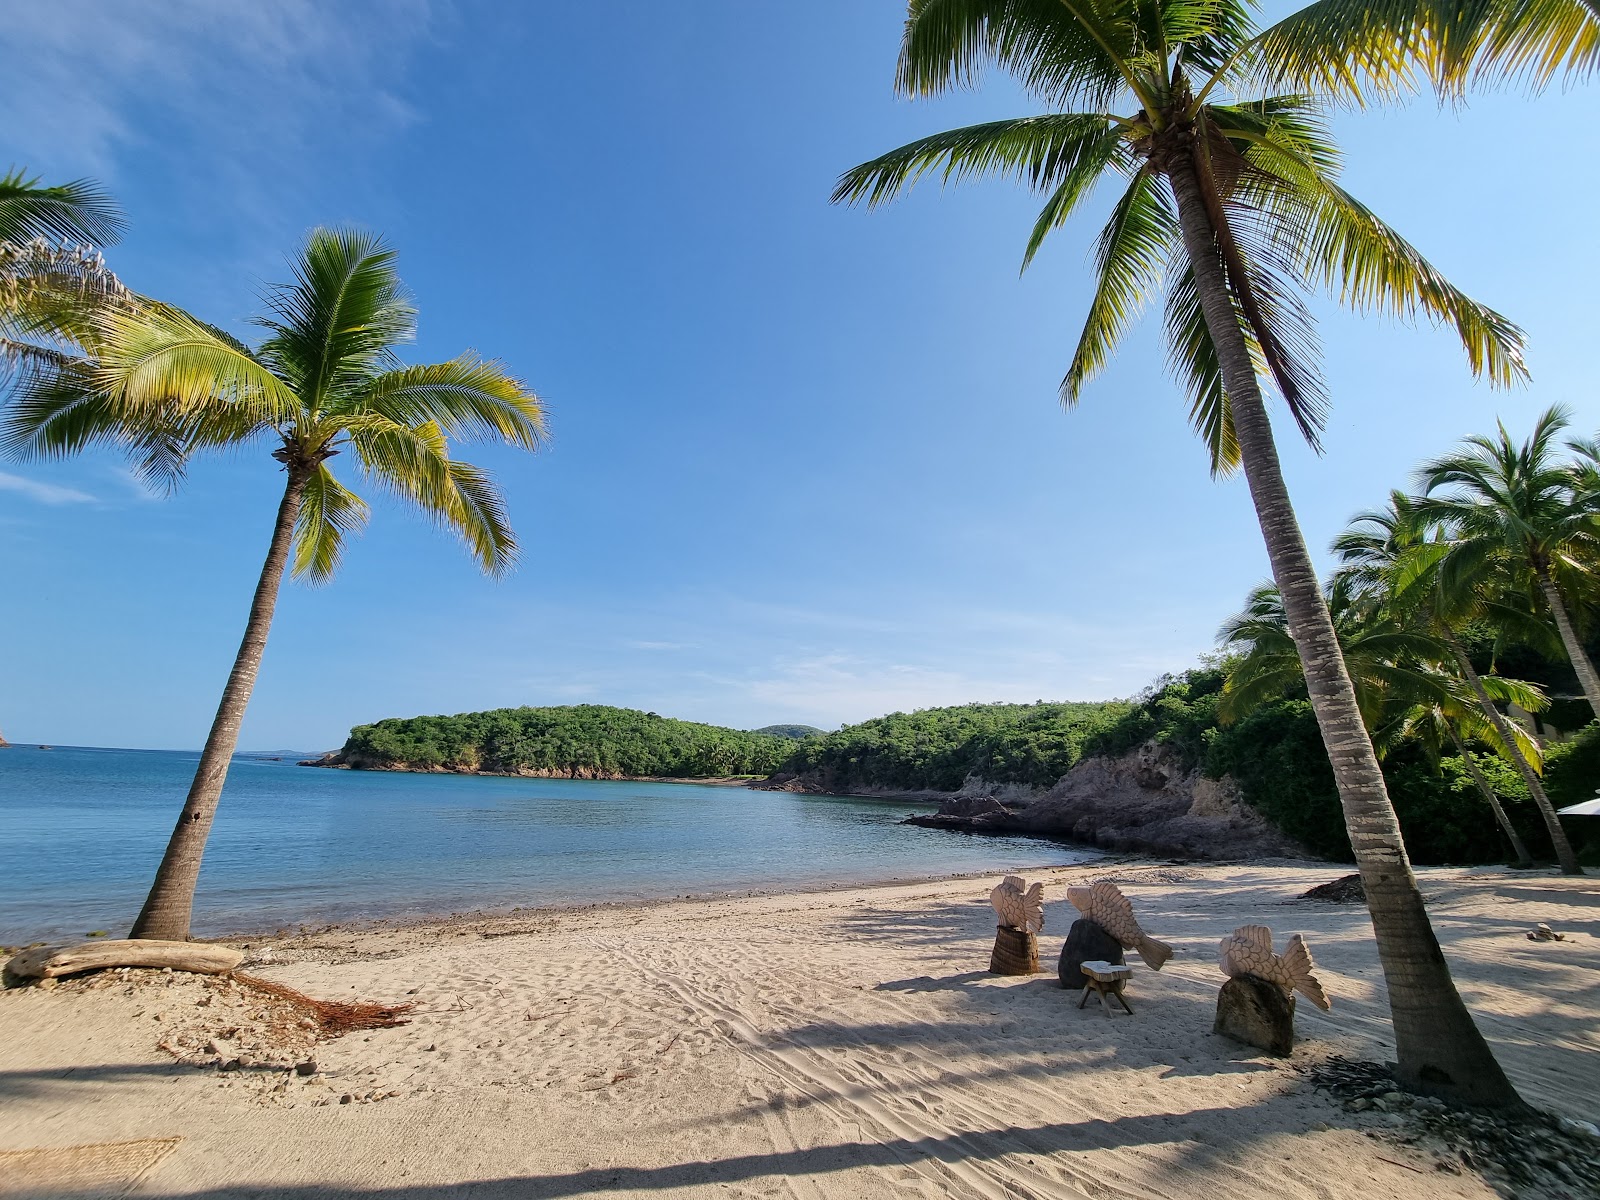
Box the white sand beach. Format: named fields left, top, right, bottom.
left=2, top=860, right=1597, bottom=1198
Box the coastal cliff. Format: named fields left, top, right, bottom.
left=758, top=740, right=1303, bottom=861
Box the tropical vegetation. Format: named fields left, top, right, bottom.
left=834, top=0, right=1533, bottom=1105
left=2, top=228, right=546, bottom=942
left=330, top=705, right=796, bottom=778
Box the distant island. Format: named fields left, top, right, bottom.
left=303, top=704, right=795, bottom=780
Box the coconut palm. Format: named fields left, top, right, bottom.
left=1, top=170, right=127, bottom=391
left=1417, top=406, right=1600, bottom=720
left=1, top=227, right=545, bottom=940
left=1336, top=491, right=1583, bottom=873
left=834, top=0, right=1529, bottom=1105
left=1218, top=576, right=1544, bottom=866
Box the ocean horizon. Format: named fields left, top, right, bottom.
left=0, top=744, right=1097, bottom=943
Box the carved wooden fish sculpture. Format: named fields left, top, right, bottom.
left=1065, top=881, right=1173, bottom=970
left=1218, top=925, right=1331, bottom=1010
left=989, top=876, right=1044, bottom=935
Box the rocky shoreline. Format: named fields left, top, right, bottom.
left=295, top=753, right=761, bottom=787
left=757, top=741, right=1306, bottom=862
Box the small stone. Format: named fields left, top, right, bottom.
left=34, top=978, right=57, bottom=991
left=295, top=1061, right=317, bottom=1077
left=339, top=1094, right=353, bottom=1105
left=1349, top=1098, right=1373, bottom=1112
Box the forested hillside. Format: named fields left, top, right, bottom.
left=776, top=700, right=1133, bottom=792
left=773, top=671, right=1599, bottom=866
left=321, top=705, right=794, bottom=778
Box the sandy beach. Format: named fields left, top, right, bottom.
left=3, top=860, right=1597, bottom=1198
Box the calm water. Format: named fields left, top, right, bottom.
left=0, top=745, right=1095, bottom=941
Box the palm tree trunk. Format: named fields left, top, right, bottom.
left=1165, top=151, right=1521, bottom=1107
left=1440, top=627, right=1581, bottom=875
left=129, top=466, right=311, bottom=940
left=1535, top=569, right=1600, bottom=720
left=1442, top=721, right=1532, bottom=868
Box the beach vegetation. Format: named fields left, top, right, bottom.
left=834, top=0, right=1529, bottom=1104
left=2, top=227, right=545, bottom=942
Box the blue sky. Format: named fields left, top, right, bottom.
left=2, top=0, right=1597, bottom=751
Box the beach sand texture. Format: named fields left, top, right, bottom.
left=1, top=861, right=1596, bottom=1198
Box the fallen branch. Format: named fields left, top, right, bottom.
left=5, top=940, right=243, bottom=981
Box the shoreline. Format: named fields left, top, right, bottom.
left=6, top=860, right=1596, bottom=1198
left=201, top=852, right=1121, bottom=944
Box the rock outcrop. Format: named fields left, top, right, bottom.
left=900, top=741, right=1304, bottom=861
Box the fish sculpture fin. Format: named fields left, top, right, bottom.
left=1281, top=934, right=1331, bottom=1010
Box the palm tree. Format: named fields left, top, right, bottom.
left=1218, top=577, right=1543, bottom=866
left=1336, top=491, right=1583, bottom=873
left=1, top=228, right=545, bottom=940
left=834, top=0, right=1529, bottom=1105
left=1417, top=406, right=1600, bottom=720
left=1, top=170, right=127, bottom=393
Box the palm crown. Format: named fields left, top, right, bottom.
left=834, top=0, right=1526, bottom=473
left=3, top=227, right=545, bottom=582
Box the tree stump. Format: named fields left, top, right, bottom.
left=990, top=925, right=1039, bottom=975
left=1213, top=974, right=1296, bottom=1056
left=1058, top=918, right=1125, bottom=989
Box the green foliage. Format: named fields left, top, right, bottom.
left=751, top=724, right=825, bottom=740
left=1545, top=723, right=1600, bottom=809
left=340, top=705, right=794, bottom=778
left=778, top=701, right=1132, bottom=792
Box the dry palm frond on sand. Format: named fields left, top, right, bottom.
left=231, top=972, right=412, bottom=1036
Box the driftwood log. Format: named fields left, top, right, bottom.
left=989, top=925, right=1040, bottom=975
left=5, top=939, right=244, bottom=982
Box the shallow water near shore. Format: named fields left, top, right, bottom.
left=0, top=744, right=1095, bottom=942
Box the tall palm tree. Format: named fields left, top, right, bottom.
left=834, top=0, right=1529, bottom=1105
left=1417, top=406, right=1600, bottom=720
left=1218, top=577, right=1544, bottom=866
left=1336, top=491, right=1583, bottom=873
left=1, top=228, right=545, bottom=940
left=1, top=170, right=127, bottom=392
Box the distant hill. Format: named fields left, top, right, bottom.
left=310, top=704, right=794, bottom=779
left=750, top=724, right=825, bottom=740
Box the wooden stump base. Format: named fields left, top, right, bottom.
left=990, top=925, right=1040, bottom=975
left=1214, top=975, right=1296, bottom=1056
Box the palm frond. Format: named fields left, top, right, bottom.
left=833, top=113, right=1122, bottom=208
left=1162, top=263, right=1239, bottom=475
left=347, top=416, right=518, bottom=575
left=898, top=0, right=1141, bottom=108
left=1059, top=168, right=1179, bottom=392
left=0, top=169, right=126, bottom=246
left=294, top=464, right=371, bottom=584
left=350, top=356, right=546, bottom=451
left=257, top=228, right=415, bottom=409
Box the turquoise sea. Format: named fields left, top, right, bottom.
left=0, top=744, right=1095, bottom=943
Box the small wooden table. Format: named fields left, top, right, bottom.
left=1077, top=960, right=1134, bottom=1016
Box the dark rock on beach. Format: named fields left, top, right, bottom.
left=1058, top=919, right=1125, bottom=990
left=1213, top=974, right=1296, bottom=1056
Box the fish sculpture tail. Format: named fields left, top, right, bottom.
left=1281, top=934, right=1331, bottom=1010
left=1134, top=934, right=1174, bottom=971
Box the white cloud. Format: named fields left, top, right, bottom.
left=0, top=472, right=95, bottom=505
left=0, top=0, right=440, bottom=246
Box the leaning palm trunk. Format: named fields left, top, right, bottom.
left=1440, top=628, right=1581, bottom=876
left=1164, top=151, right=1519, bottom=1105
left=1535, top=570, right=1600, bottom=720
left=130, top=464, right=311, bottom=939
left=1443, top=722, right=1533, bottom=869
